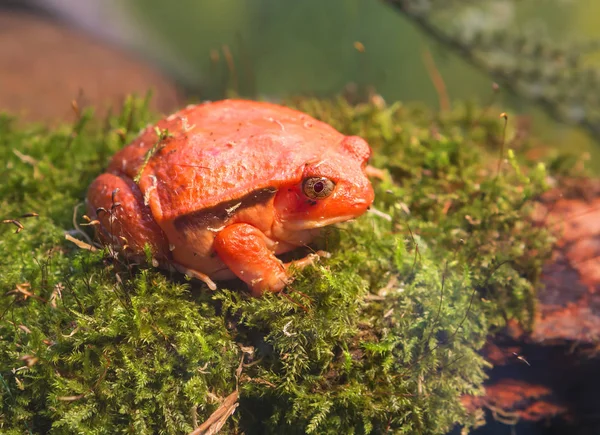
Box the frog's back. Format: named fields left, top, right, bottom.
left=107, top=99, right=345, bottom=223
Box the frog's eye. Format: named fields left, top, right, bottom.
left=302, top=177, right=335, bottom=199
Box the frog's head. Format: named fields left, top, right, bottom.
left=273, top=135, right=374, bottom=242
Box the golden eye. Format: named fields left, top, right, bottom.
left=302, top=177, right=335, bottom=199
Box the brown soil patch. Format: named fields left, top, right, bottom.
left=0, top=10, right=184, bottom=125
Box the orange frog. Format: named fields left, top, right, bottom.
left=86, top=100, right=374, bottom=296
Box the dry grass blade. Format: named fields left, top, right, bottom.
left=65, top=233, right=98, bottom=252
left=12, top=148, right=39, bottom=166
left=189, top=391, right=239, bottom=435
left=2, top=219, right=24, bottom=233
left=422, top=47, right=450, bottom=112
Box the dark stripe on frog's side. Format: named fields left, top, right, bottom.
left=173, top=187, right=278, bottom=231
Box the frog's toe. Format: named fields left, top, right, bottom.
left=284, top=250, right=330, bottom=273
left=170, top=262, right=218, bottom=291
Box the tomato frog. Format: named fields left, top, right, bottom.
left=86, top=99, right=375, bottom=296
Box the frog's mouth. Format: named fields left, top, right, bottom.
left=283, top=215, right=357, bottom=231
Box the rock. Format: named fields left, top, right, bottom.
left=464, top=178, right=600, bottom=434
left=0, top=10, right=184, bottom=125
left=533, top=186, right=600, bottom=344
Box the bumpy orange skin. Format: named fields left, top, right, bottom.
left=86, top=99, right=374, bottom=296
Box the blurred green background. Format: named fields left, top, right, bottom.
left=50, top=0, right=600, bottom=173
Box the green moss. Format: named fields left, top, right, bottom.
left=1, top=95, right=553, bottom=434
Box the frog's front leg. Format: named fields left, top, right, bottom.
left=214, top=223, right=323, bottom=296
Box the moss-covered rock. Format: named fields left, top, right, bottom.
left=0, top=95, right=553, bottom=434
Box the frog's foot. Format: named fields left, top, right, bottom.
left=87, top=172, right=169, bottom=259
left=170, top=262, right=218, bottom=291
left=285, top=250, right=330, bottom=273
left=214, top=223, right=326, bottom=297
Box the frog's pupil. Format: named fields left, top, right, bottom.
left=313, top=181, right=324, bottom=193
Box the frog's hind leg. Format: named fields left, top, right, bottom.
left=86, top=172, right=170, bottom=262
